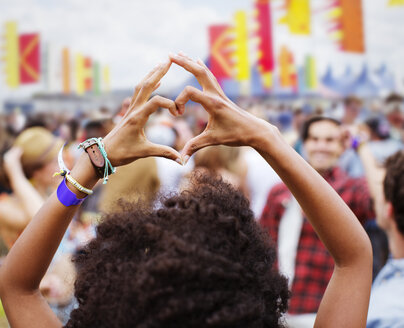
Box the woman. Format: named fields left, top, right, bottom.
left=0, top=54, right=372, bottom=327
left=0, top=127, right=63, bottom=249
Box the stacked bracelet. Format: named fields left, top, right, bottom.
left=54, top=145, right=94, bottom=206
left=65, top=173, right=93, bottom=195
left=57, top=179, right=87, bottom=207
left=78, top=138, right=115, bottom=184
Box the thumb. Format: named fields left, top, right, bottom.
left=144, top=142, right=182, bottom=164
left=181, top=131, right=213, bottom=164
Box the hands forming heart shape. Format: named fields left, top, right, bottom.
left=103, top=52, right=271, bottom=168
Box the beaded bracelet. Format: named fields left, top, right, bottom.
left=65, top=173, right=93, bottom=195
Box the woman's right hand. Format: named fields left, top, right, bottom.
left=169, top=53, right=274, bottom=163
left=3, top=147, right=24, bottom=179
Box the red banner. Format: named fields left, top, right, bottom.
left=208, top=25, right=234, bottom=82
left=255, top=0, right=275, bottom=88
left=19, top=33, right=40, bottom=84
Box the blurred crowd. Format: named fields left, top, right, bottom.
left=0, top=91, right=403, bottom=327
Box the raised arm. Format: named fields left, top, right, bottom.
left=357, top=143, right=386, bottom=223
left=0, top=61, right=181, bottom=328
left=170, top=52, right=372, bottom=328
left=0, top=147, right=44, bottom=230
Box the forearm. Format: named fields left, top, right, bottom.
left=254, top=124, right=372, bottom=267
left=8, top=169, right=44, bottom=220
left=0, top=154, right=98, bottom=293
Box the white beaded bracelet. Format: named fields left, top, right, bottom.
left=65, top=173, right=93, bottom=195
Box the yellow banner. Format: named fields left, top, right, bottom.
left=388, top=0, right=404, bottom=5
left=232, top=11, right=250, bottom=82
left=75, top=54, right=85, bottom=95
left=279, top=0, right=311, bottom=35
left=2, top=22, right=20, bottom=88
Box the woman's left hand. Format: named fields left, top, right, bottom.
left=103, top=61, right=182, bottom=167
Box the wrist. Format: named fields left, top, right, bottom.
left=249, top=121, right=283, bottom=153
left=67, top=154, right=100, bottom=198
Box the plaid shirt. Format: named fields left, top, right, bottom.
left=259, top=167, right=374, bottom=314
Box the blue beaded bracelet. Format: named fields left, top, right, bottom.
left=56, top=179, right=87, bottom=207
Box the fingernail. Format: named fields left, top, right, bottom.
left=183, top=155, right=190, bottom=165
left=175, top=158, right=183, bottom=166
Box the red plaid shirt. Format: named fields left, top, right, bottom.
left=259, top=167, right=374, bottom=314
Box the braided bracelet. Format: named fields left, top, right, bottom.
left=78, top=138, right=116, bottom=184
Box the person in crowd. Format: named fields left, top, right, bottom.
left=145, top=112, right=193, bottom=194
left=260, top=116, right=374, bottom=327
left=341, top=95, right=362, bottom=126
left=354, top=139, right=404, bottom=327
left=0, top=54, right=372, bottom=328
left=193, top=145, right=248, bottom=193
left=362, top=116, right=403, bottom=164
left=338, top=96, right=366, bottom=177
left=383, top=93, right=404, bottom=143
left=0, top=127, right=63, bottom=249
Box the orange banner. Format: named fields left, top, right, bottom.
left=62, top=48, right=70, bottom=94
left=326, top=0, right=365, bottom=53
left=340, top=0, right=365, bottom=52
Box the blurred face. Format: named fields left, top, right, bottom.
left=304, top=120, right=343, bottom=173
left=32, top=157, right=61, bottom=189
left=346, top=101, right=361, bottom=116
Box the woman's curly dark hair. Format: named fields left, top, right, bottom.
left=384, top=150, right=404, bottom=235
left=65, top=174, right=289, bottom=328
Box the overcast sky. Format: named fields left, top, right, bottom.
left=1, top=0, right=403, bottom=102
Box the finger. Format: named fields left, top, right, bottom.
left=181, top=131, right=213, bottom=162
left=141, top=95, right=180, bottom=119
left=134, top=61, right=172, bottom=106
left=175, top=86, right=211, bottom=115
left=152, top=81, right=161, bottom=92
left=196, top=58, right=226, bottom=98
left=129, top=64, right=161, bottom=108
left=178, top=51, right=192, bottom=60
left=144, top=141, right=182, bottom=164
left=169, top=53, right=216, bottom=91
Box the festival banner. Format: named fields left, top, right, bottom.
left=75, top=54, right=85, bottom=95
left=278, top=0, right=311, bottom=35
left=326, top=0, right=365, bottom=53
left=304, top=55, right=318, bottom=89
left=388, top=0, right=404, bottom=5
left=93, top=61, right=101, bottom=95
left=255, top=0, right=275, bottom=89
left=103, top=65, right=110, bottom=92
left=84, top=56, right=93, bottom=92
left=278, top=46, right=297, bottom=90
left=208, top=25, right=234, bottom=82
left=2, top=22, right=20, bottom=88
left=44, top=43, right=62, bottom=92
left=232, top=10, right=250, bottom=82
left=19, top=33, right=40, bottom=84
left=62, top=47, right=70, bottom=94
